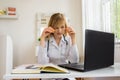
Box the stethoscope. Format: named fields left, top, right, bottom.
left=47, top=35, right=68, bottom=52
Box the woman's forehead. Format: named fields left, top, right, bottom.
left=55, top=23, right=65, bottom=28
left=56, top=21, right=65, bottom=26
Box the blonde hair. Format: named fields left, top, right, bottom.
left=48, top=13, right=68, bottom=36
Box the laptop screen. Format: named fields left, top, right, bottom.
left=84, top=29, right=114, bottom=71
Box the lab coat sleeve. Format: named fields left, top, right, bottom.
left=37, top=45, right=49, bottom=64
left=68, top=44, right=79, bottom=63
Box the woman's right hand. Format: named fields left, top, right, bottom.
left=40, top=27, right=55, bottom=39
left=40, top=27, right=55, bottom=47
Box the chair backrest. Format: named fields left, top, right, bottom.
left=0, top=34, right=13, bottom=80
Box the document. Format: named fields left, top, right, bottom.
left=12, top=63, right=69, bottom=74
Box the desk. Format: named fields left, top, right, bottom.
left=3, top=63, right=120, bottom=79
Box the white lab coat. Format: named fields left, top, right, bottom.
left=38, top=35, right=79, bottom=80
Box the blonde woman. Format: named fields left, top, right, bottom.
left=38, top=13, right=79, bottom=80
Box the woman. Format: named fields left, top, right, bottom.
left=38, top=13, right=79, bottom=80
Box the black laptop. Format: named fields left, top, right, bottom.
left=59, top=29, right=115, bottom=72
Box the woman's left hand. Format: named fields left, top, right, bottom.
left=66, top=27, right=76, bottom=45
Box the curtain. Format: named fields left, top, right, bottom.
left=82, top=0, right=111, bottom=32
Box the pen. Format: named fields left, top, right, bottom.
left=26, top=65, right=34, bottom=69
left=65, top=60, right=71, bottom=64
left=68, top=61, right=71, bottom=64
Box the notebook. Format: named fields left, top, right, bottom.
left=59, top=29, right=114, bottom=72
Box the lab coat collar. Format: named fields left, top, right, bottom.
left=49, top=35, right=66, bottom=44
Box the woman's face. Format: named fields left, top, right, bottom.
left=53, top=23, right=66, bottom=38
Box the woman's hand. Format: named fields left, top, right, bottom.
left=40, top=27, right=55, bottom=39
left=66, top=27, right=76, bottom=45
left=40, top=27, right=55, bottom=47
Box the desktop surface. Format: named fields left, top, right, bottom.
left=4, top=63, right=120, bottom=79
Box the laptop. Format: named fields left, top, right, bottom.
left=59, top=29, right=115, bottom=72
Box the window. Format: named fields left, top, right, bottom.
left=101, top=0, right=120, bottom=42
left=82, top=0, right=120, bottom=42
left=111, top=0, right=120, bottom=42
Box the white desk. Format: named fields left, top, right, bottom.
left=4, top=63, right=120, bottom=79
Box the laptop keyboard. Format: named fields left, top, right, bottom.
left=68, top=63, right=84, bottom=68
left=59, top=63, right=84, bottom=69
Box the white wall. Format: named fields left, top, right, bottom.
left=0, top=0, right=82, bottom=67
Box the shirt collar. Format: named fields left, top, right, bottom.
left=49, top=35, right=66, bottom=44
